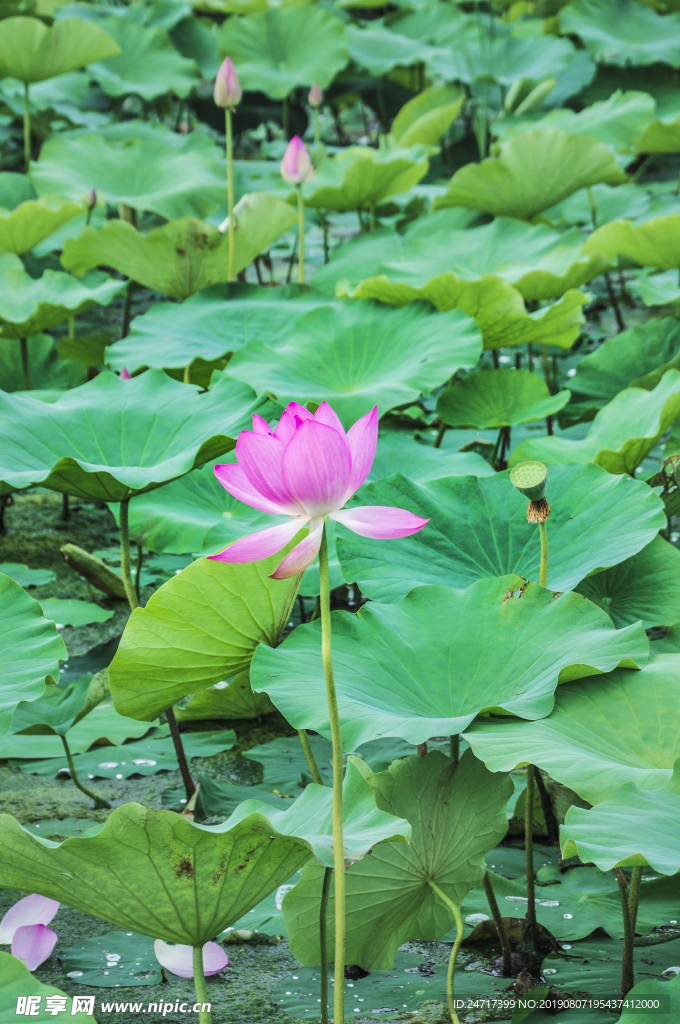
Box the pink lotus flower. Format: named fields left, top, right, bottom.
left=0, top=894, right=59, bottom=944
left=280, top=136, right=314, bottom=185
left=119, top=367, right=131, bottom=380
left=12, top=924, right=58, bottom=971
left=308, top=83, right=323, bottom=108
left=154, top=939, right=228, bottom=978
left=214, top=56, right=242, bottom=109
left=209, top=402, right=428, bottom=579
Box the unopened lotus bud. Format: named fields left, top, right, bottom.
left=280, top=135, right=314, bottom=186
left=119, top=367, right=131, bottom=380
left=214, top=56, right=242, bottom=109
left=86, top=188, right=97, bottom=210
left=308, top=83, right=323, bottom=108
left=510, top=461, right=549, bottom=522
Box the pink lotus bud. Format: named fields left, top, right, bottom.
left=154, top=939, right=228, bottom=978
left=86, top=188, right=97, bottom=210
left=213, top=57, right=242, bottom=109
left=280, top=136, right=314, bottom=186
left=308, top=83, right=323, bottom=108
left=119, top=367, right=131, bottom=380
left=0, top=894, right=59, bottom=944
left=12, top=924, right=58, bottom=971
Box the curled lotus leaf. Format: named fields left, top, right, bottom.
left=437, top=369, right=571, bottom=429
left=560, top=0, right=680, bottom=69
left=584, top=214, right=680, bottom=270
left=0, top=16, right=119, bottom=83
left=0, top=197, right=84, bottom=255
left=88, top=18, right=200, bottom=100
left=301, top=145, right=430, bottom=212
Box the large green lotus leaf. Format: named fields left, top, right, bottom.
left=561, top=760, right=680, bottom=874
left=347, top=24, right=431, bottom=76
left=0, top=703, right=154, bottom=759
left=619, top=972, right=680, bottom=1024
left=391, top=84, right=465, bottom=148
left=0, top=371, right=267, bottom=499
left=433, top=129, right=626, bottom=220
left=633, top=268, right=680, bottom=308
left=0, top=573, right=66, bottom=737
left=251, top=577, right=648, bottom=748
left=10, top=674, right=92, bottom=738
left=437, top=369, right=570, bottom=429
left=226, top=302, right=482, bottom=428
left=88, top=18, right=199, bottom=100
left=560, top=0, right=680, bottom=68
left=0, top=332, right=86, bottom=393
left=464, top=655, right=680, bottom=804
left=302, top=145, right=430, bottom=212
left=107, top=290, right=318, bottom=373
left=335, top=464, right=663, bottom=602
left=0, top=197, right=83, bottom=255
left=0, top=172, right=36, bottom=210
left=108, top=547, right=301, bottom=721
left=637, top=113, right=680, bottom=154
left=0, top=952, right=96, bottom=1021
left=575, top=536, right=680, bottom=629
left=428, top=22, right=575, bottom=87
left=367, top=430, right=494, bottom=483
left=284, top=751, right=511, bottom=969
left=176, top=670, right=275, bottom=721
left=509, top=369, right=680, bottom=473
left=0, top=16, right=119, bottom=83
left=218, top=5, right=348, bottom=99
left=32, top=133, right=225, bottom=221
left=0, top=267, right=124, bottom=338
left=584, top=214, right=680, bottom=270
left=496, top=90, right=656, bottom=153
left=346, top=275, right=587, bottom=351
left=62, top=197, right=297, bottom=299
left=345, top=217, right=609, bottom=304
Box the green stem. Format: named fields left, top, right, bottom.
left=226, top=108, right=235, bottom=283
left=192, top=945, right=211, bottom=1024
left=166, top=705, right=195, bottom=802
left=60, top=734, right=111, bottom=809
left=23, top=82, right=30, bottom=171
left=482, top=871, right=513, bottom=976
left=121, top=281, right=134, bottom=339
left=319, top=865, right=332, bottom=1024
left=433, top=422, right=446, bottom=448
left=134, top=541, right=143, bottom=604
left=19, top=337, right=30, bottom=391
left=298, top=728, right=323, bottom=786
left=525, top=765, right=536, bottom=927
left=538, top=521, right=548, bottom=589
left=628, top=865, right=643, bottom=936
left=68, top=316, right=75, bottom=340
left=119, top=497, right=139, bottom=611
left=314, top=107, right=320, bottom=148
left=449, top=733, right=459, bottom=766
left=297, top=186, right=305, bottom=284
left=617, top=869, right=635, bottom=997
left=428, top=881, right=464, bottom=1024
left=319, top=521, right=345, bottom=1024
left=283, top=94, right=290, bottom=139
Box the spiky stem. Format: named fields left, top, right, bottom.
left=118, top=498, right=139, bottom=611
left=428, top=881, right=464, bottom=1024
left=192, top=945, right=211, bottom=1024
left=298, top=728, right=323, bottom=785
left=297, top=186, right=305, bottom=284
left=60, top=734, right=111, bottom=809
left=319, top=866, right=332, bottom=1024
left=226, top=108, right=235, bottom=282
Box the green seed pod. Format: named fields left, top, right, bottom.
left=509, top=461, right=548, bottom=502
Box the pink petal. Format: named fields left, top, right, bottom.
left=0, top=894, right=59, bottom=943
left=345, top=407, right=378, bottom=501
left=282, top=420, right=352, bottom=517
left=208, top=517, right=308, bottom=564
left=330, top=505, right=429, bottom=539
left=313, top=401, right=346, bottom=436
left=280, top=136, right=314, bottom=185
left=252, top=413, right=273, bottom=436
left=154, top=939, right=228, bottom=979
left=269, top=517, right=324, bottom=579
left=214, top=464, right=288, bottom=515
left=274, top=402, right=313, bottom=444
left=236, top=431, right=304, bottom=514
left=12, top=924, right=57, bottom=971
left=119, top=367, right=131, bottom=380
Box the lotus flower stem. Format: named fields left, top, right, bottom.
left=23, top=82, right=30, bottom=171
left=19, top=338, right=30, bottom=391
left=319, top=520, right=346, bottom=1024
left=226, top=109, right=235, bottom=282
left=119, top=498, right=139, bottom=611
left=60, top=734, right=111, bottom=809
left=628, top=864, right=642, bottom=934
left=60, top=493, right=69, bottom=522
left=134, top=541, right=143, bottom=603
left=482, top=872, right=512, bottom=976
left=297, top=186, right=305, bottom=284
left=525, top=765, right=536, bottom=927
left=433, top=421, right=447, bottom=448
left=538, top=522, right=548, bottom=588
left=428, top=881, right=463, bottom=1024
left=617, top=868, right=635, bottom=997
left=166, top=705, right=195, bottom=802
left=298, top=729, right=323, bottom=786
left=192, top=945, right=211, bottom=1024
left=68, top=317, right=75, bottom=340
left=449, top=733, right=459, bottom=765
left=319, top=865, right=332, bottom=1024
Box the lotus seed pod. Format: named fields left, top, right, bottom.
left=213, top=56, right=242, bottom=109
left=509, top=460, right=548, bottom=502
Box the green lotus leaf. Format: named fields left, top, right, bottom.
left=367, top=429, right=494, bottom=483
left=32, top=132, right=225, bottom=221
left=0, top=953, right=96, bottom=1021
left=0, top=171, right=36, bottom=210
left=109, top=547, right=301, bottom=721
left=0, top=332, right=86, bottom=394
left=88, top=18, right=199, bottom=100
left=252, top=577, right=648, bottom=748
left=0, top=703, right=154, bottom=759
left=0, top=573, right=66, bottom=737
left=544, top=181, right=656, bottom=231
left=218, top=5, right=348, bottom=99
left=584, top=214, right=680, bottom=269
left=390, top=84, right=465, bottom=147
left=0, top=197, right=84, bottom=255
left=335, top=464, right=663, bottom=602
left=62, top=197, right=297, bottom=299
left=0, top=16, right=119, bottom=83
left=465, top=654, right=680, bottom=804
left=560, top=0, right=680, bottom=68
left=575, top=535, right=680, bottom=629
left=0, top=371, right=267, bottom=499
left=176, top=670, right=275, bottom=721
left=637, top=113, right=680, bottom=154
left=39, top=598, right=114, bottom=627
left=57, top=930, right=160, bottom=989
left=346, top=24, right=431, bottom=76
left=226, top=301, right=482, bottom=428
left=0, top=265, right=124, bottom=339
left=9, top=674, right=94, bottom=738
left=284, top=750, right=512, bottom=969
left=0, top=562, right=56, bottom=588
left=561, top=760, right=680, bottom=874
left=437, top=369, right=570, bottom=429
left=107, top=291, right=321, bottom=373
left=618, top=972, right=680, bottom=1024
left=632, top=268, right=680, bottom=307
left=510, top=369, right=680, bottom=473
left=302, top=145, right=430, bottom=213
left=433, top=128, right=626, bottom=220
left=345, top=276, right=587, bottom=351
